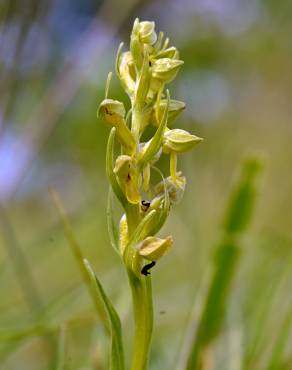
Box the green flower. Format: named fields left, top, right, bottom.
left=138, top=21, right=157, bottom=45
left=98, top=99, right=135, bottom=153
left=163, top=128, right=203, bottom=154
left=152, top=58, right=184, bottom=83
left=152, top=99, right=185, bottom=126
left=138, top=236, right=173, bottom=261
left=114, top=155, right=141, bottom=204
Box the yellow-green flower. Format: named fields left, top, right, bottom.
left=163, top=128, right=203, bottom=154
left=114, top=155, right=141, bottom=204
left=138, top=236, right=173, bottom=261
left=152, top=58, right=184, bottom=83
left=138, top=21, right=157, bottom=45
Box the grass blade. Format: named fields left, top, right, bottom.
left=50, top=189, right=109, bottom=332
left=84, top=259, right=125, bottom=370
left=267, top=312, right=292, bottom=370
left=185, top=155, right=263, bottom=370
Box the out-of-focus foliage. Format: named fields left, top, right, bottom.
left=0, top=0, right=291, bottom=369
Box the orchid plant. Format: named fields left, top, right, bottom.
left=97, top=18, right=202, bottom=370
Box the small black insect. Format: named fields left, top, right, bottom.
left=141, top=261, right=156, bottom=276
left=141, top=200, right=151, bottom=212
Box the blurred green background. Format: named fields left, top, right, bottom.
left=0, top=0, right=291, bottom=369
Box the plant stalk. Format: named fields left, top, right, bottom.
left=128, top=268, right=153, bottom=370
left=126, top=206, right=154, bottom=370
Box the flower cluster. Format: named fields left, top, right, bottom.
left=98, top=19, right=202, bottom=275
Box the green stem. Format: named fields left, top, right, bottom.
left=170, top=152, right=178, bottom=184
left=126, top=206, right=154, bottom=370
left=128, top=269, right=153, bottom=370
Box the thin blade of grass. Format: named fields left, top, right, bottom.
left=267, top=312, right=292, bottom=370
left=50, top=189, right=109, bottom=332
left=84, top=259, right=125, bottom=370
left=184, top=155, right=263, bottom=370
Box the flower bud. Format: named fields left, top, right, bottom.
left=152, top=58, right=184, bottom=83
left=152, top=99, right=185, bottom=126
left=163, top=129, right=203, bottom=154
left=138, top=236, right=173, bottom=261
left=138, top=21, right=157, bottom=45
left=98, top=99, right=135, bottom=153
left=114, top=155, right=141, bottom=204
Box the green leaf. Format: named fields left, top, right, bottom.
left=107, top=186, right=120, bottom=254
left=84, top=259, right=125, bottom=370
